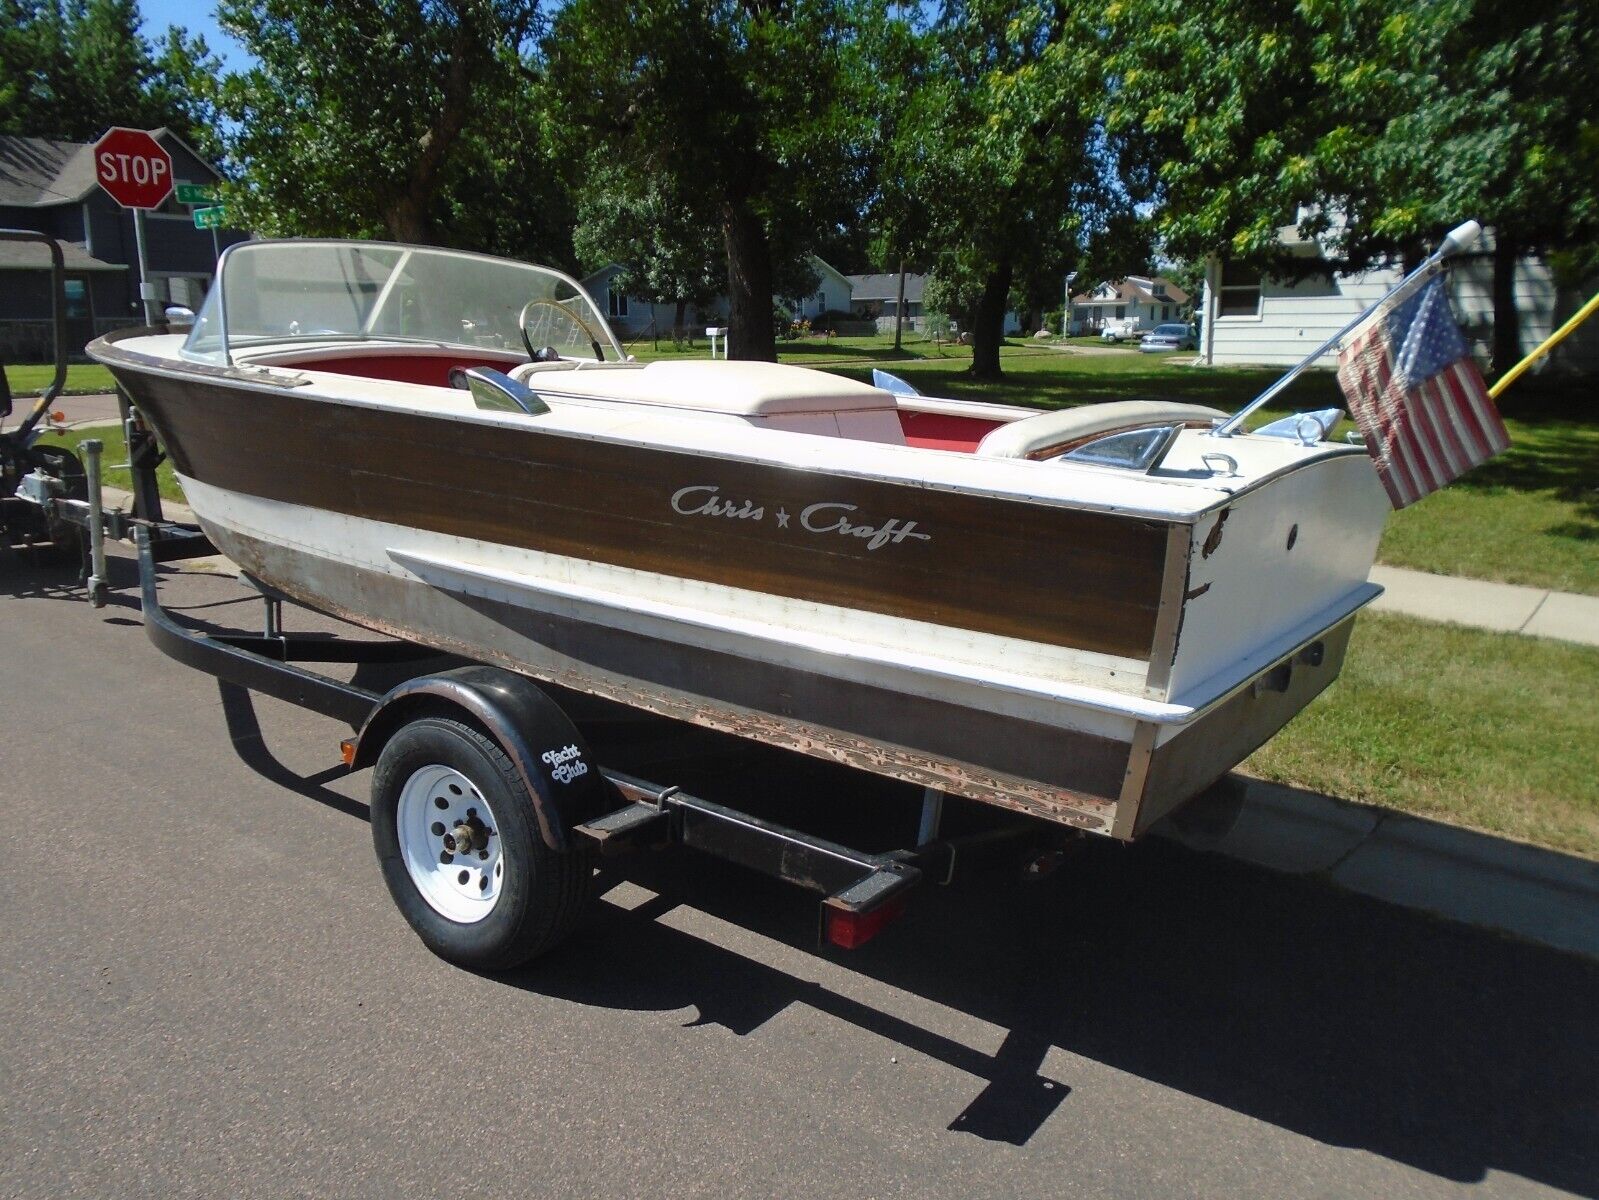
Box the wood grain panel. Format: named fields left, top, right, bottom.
left=122, top=369, right=1169, bottom=658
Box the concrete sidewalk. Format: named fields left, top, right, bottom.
left=1371, top=564, right=1599, bottom=646
left=1156, top=779, right=1599, bottom=962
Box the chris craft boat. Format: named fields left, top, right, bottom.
left=88, top=239, right=1388, bottom=840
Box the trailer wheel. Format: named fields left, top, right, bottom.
left=370, top=716, right=593, bottom=970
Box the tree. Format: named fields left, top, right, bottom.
left=0, top=0, right=219, bottom=148
left=217, top=0, right=551, bottom=249
left=572, top=161, right=723, bottom=334
left=891, top=2, right=1129, bottom=378
left=543, top=0, right=881, bottom=361
left=1107, top=0, right=1599, bottom=374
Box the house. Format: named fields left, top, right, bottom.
left=0, top=129, right=249, bottom=360
left=579, top=255, right=853, bottom=339
left=847, top=271, right=925, bottom=332
left=1069, top=275, right=1190, bottom=335
left=1197, top=217, right=1599, bottom=372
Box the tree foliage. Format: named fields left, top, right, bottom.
left=216, top=0, right=564, bottom=256
left=1107, top=0, right=1599, bottom=371
left=890, top=2, right=1132, bottom=377
left=544, top=0, right=881, bottom=361
left=0, top=0, right=219, bottom=149
left=572, top=161, right=724, bottom=330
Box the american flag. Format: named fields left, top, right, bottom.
left=1335, top=275, right=1510, bottom=509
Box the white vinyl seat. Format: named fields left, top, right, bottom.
left=975, top=400, right=1227, bottom=460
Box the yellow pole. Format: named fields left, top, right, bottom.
left=1488, top=289, right=1599, bottom=400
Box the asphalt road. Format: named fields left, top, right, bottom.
left=3, top=546, right=1597, bottom=1199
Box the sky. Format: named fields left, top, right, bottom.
left=139, top=0, right=253, bottom=73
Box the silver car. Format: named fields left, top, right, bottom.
left=1138, top=322, right=1197, bottom=352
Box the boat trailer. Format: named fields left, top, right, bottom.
left=125, top=526, right=1065, bottom=961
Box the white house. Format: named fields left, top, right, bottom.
left=1070, top=275, right=1190, bottom=335
left=579, top=255, right=852, bottom=339
left=1199, top=220, right=1599, bottom=372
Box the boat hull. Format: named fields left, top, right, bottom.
left=95, top=338, right=1378, bottom=837
left=205, top=515, right=1354, bottom=837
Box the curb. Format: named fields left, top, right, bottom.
left=1153, top=778, right=1599, bottom=961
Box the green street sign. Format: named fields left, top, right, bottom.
left=175, top=182, right=218, bottom=205
left=192, top=204, right=226, bottom=230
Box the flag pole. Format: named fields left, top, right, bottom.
left=1211, top=220, right=1482, bottom=438
left=1487, top=289, right=1599, bottom=400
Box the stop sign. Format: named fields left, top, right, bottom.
left=93, top=127, right=174, bottom=209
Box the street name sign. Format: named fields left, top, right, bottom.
left=192, top=205, right=227, bottom=230
left=175, top=183, right=218, bottom=205
left=93, top=127, right=173, bottom=209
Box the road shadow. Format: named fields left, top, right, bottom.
left=499, top=816, right=1599, bottom=1191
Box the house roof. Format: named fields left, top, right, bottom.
left=0, top=239, right=126, bottom=272
left=0, top=129, right=221, bottom=208
left=844, top=272, right=925, bottom=303
left=1072, top=274, right=1189, bottom=307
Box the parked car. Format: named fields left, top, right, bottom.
left=1138, top=323, right=1198, bottom=353
left=1099, top=318, right=1141, bottom=343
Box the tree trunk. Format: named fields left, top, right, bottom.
left=386, top=191, right=432, bottom=244
left=673, top=297, right=687, bottom=337
left=893, top=259, right=906, bottom=352
left=968, top=255, right=1012, bottom=379
left=1491, top=230, right=1521, bottom=378
left=722, top=200, right=777, bottom=361
left=381, top=23, right=477, bottom=245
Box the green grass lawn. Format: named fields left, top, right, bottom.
left=6, top=362, right=116, bottom=396
left=36, top=426, right=184, bottom=503
left=1246, top=611, right=1599, bottom=858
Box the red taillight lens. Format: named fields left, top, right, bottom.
left=823, top=897, right=906, bottom=949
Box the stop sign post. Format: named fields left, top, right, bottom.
left=93, top=127, right=175, bottom=324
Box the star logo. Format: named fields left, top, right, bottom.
left=775, top=508, right=790, bottom=529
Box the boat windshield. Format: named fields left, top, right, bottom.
left=182, top=240, right=624, bottom=365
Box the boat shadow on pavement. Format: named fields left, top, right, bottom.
left=512, top=835, right=1599, bottom=1192
left=16, top=549, right=1598, bottom=1193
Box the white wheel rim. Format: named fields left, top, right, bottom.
left=396, top=764, right=505, bottom=924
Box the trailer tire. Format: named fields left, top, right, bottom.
left=370, top=715, right=593, bottom=971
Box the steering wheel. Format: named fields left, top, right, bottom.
left=519, top=297, right=606, bottom=363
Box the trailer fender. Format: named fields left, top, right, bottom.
left=351, top=666, right=613, bottom=852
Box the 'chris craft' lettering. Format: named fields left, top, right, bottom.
left=798, top=502, right=931, bottom=550
left=669, top=484, right=930, bottom=550
left=671, top=485, right=764, bottom=521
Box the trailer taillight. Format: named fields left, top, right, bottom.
left=823, top=896, right=906, bottom=949
left=339, top=737, right=357, bottom=766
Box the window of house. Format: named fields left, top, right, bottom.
left=815, top=292, right=825, bottom=314
left=1161, top=304, right=1170, bottom=320
left=1217, top=263, right=1262, bottom=317
left=607, top=287, right=628, bottom=319
left=63, top=278, right=90, bottom=320
left=1115, top=304, right=1126, bottom=319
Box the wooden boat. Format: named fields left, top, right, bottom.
left=88, top=239, right=1390, bottom=840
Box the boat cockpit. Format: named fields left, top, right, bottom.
left=178, top=239, right=1333, bottom=480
